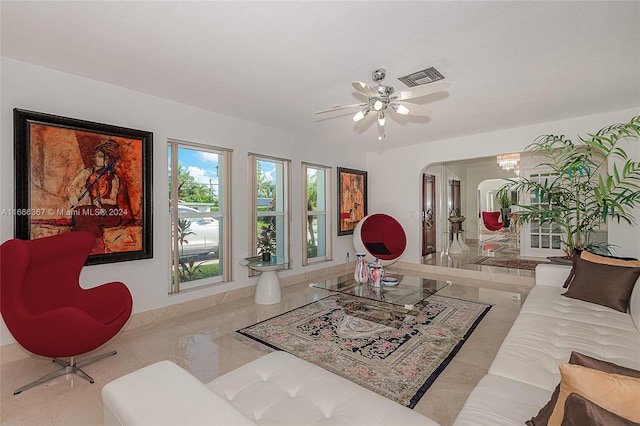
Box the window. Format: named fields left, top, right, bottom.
left=249, top=154, right=289, bottom=263
left=168, top=140, right=232, bottom=293
left=302, top=163, right=332, bottom=265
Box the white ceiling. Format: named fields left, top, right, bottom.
left=2, top=1, right=639, bottom=152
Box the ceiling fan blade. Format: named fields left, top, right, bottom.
left=391, top=101, right=432, bottom=117
left=391, top=80, right=450, bottom=101
left=315, top=102, right=366, bottom=114
left=352, top=81, right=380, bottom=98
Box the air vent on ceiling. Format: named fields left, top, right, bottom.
left=398, top=67, right=445, bottom=87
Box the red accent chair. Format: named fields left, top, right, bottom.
left=353, top=214, right=407, bottom=265
left=482, top=211, right=503, bottom=232
left=0, top=231, right=132, bottom=394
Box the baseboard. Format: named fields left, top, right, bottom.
left=395, top=261, right=535, bottom=287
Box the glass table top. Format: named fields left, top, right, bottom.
left=312, top=271, right=451, bottom=307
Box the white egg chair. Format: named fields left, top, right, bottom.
left=353, top=213, right=407, bottom=266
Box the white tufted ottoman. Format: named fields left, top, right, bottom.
left=102, top=351, right=438, bottom=425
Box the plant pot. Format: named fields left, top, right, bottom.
left=500, top=208, right=511, bottom=228
left=261, top=252, right=271, bottom=262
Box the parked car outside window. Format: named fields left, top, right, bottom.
left=176, top=205, right=219, bottom=257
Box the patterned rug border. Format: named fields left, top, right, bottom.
left=406, top=298, right=491, bottom=407
left=231, top=331, right=276, bottom=354
left=236, top=294, right=492, bottom=408
left=489, top=245, right=521, bottom=254
left=469, top=256, right=549, bottom=270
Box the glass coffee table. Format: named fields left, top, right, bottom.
left=312, top=271, right=450, bottom=308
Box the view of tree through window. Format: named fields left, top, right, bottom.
left=527, top=172, right=562, bottom=251
left=303, top=163, right=330, bottom=264
left=169, top=142, right=227, bottom=292
left=253, top=157, right=288, bottom=261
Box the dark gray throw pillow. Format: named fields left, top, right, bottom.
left=563, top=249, right=582, bottom=288
left=563, top=249, right=639, bottom=288
left=526, top=352, right=640, bottom=426
left=562, top=256, right=640, bottom=312
left=364, top=241, right=391, bottom=255
left=561, top=393, right=639, bottom=426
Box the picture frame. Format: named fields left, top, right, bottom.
left=13, top=108, right=153, bottom=265
left=337, top=167, right=367, bottom=236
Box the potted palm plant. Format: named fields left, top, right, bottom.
left=496, top=190, right=512, bottom=228
left=500, top=116, right=640, bottom=258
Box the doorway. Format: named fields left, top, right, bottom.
left=449, top=179, right=461, bottom=217
left=520, top=170, right=564, bottom=257
left=421, top=155, right=525, bottom=262
left=422, top=173, right=436, bottom=256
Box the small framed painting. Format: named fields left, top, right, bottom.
left=337, top=167, right=367, bottom=236
left=13, top=109, right=153, bottom=265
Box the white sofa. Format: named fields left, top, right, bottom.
left=454, top=263, right=640, bottom=425
left=102, top=350, right=438, bottom=425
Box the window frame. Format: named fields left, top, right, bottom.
left=249, top=154, right=290, bottom=265
left=168, top=139, right=232, bottom=293
left=302, top=162, right=332, bottom=265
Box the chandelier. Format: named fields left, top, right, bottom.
left=497, top=153, right=520, bottom=172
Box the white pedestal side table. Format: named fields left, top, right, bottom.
left=242, top=258, right=288, bottom=305
left=447, top=216, right=468, bottom=254
left=448, top=233, right=463, bottom=254
left=456, top=231, right=470, bottom=252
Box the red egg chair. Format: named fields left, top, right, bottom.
left=482, top=211, right=503, bottom=232
left=0, top=231, right=132, bottom=394
left=353, top=213, right=407, bottom=266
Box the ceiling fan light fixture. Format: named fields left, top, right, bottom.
left=316, top=67, right=450, bottom=141
left=353, top=108, right=370, bottom=122
left=393, top=104, right=410, bottom=115
left=377, top=119, right=386, bottom=141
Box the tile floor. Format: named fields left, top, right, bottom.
left=423, top=232, right=540, bottom=280
left=0, top=241, right=536, bottom=426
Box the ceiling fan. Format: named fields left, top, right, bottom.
left=315, top=68, right=450, bottom=140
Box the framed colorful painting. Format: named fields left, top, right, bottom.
left=13, top=109, right=153, bottom=265
left=337, top=167, right=367, bottom=236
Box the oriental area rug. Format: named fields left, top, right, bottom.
left=469, top=256, right=549, bottom=271
left=487, top=245, right=521, bottom=255
left=236, top=294, right=491, bottom=408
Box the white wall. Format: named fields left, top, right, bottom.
left=367, top=108, right=640, bottom=263
left=0, top=58, right=363, bottom=346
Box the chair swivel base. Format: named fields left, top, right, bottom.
left=14, top=350, right=117, bottom=395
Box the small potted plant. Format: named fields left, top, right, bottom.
left=258, top=223, right=276, bottom=262
left=495, top=189, right=512, bottom=228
